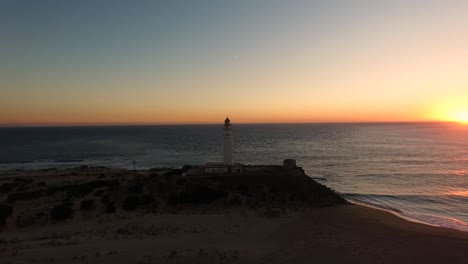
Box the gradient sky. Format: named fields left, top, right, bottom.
left=1, top=0, right=468, bottom=125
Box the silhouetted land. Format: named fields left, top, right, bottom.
left=0, top=166, right=467, bottom=263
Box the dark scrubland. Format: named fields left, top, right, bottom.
left=0, top=165, right=345, bottom=228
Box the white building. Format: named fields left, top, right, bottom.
left=204, top=162, right=242, bottom=174
left=203, top=117, right=242, bottom=174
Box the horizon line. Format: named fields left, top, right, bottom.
left=0, top=120, right=457, bottom=128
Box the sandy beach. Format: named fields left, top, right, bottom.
left=1, top=167, right=467, bottom=264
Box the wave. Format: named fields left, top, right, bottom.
left=342, top=192, right=431, bottom=201
left=311, top=176, right=327, bottom=181
left=343, top=192, right=468, bottom=201
left=0, top=160, right=38, bottom=164
left=343, top=193, right=468, bottom=232
left=52, top=159, right=84, bottom=163
left=0, top=159, right=84, bottom=164
left=353, top=172, right=446, bottom=178
left=400, top=212, right=468, bottom=232
left=343, top=194, right=403, bottom=213
left=0, top=158, right=141, bottom=171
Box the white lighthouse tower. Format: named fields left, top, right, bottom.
left=223, top=117, right=233, bottom=165
left=201, top=117, right=242, bottom=174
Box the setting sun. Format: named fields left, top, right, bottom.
left=452, top=110, right=468, bottom=124
left=431, top=102, right=468, bottom=124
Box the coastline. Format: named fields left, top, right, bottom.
left=1, top=166, right=467, bottom=263
left=346, top=199, right=468, bottom=233
left=348, top=200, right=439, bottom=226
left=2, top=164, right=467, bottom=233
left=3, top=157, right=468, bottom=235
left=4, top=162, right=467, bottom=233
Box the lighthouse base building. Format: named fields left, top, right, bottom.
left=204, top=162, right=243, bottom=174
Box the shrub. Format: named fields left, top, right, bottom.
left=46, top=180, right=119, bottom=198
left=263, top=207, right=284, bottom=218
left=36, top=212, right=46, bottom=218
left=99, top=195, right=116, bottom=214
left=168, top=185, right=227, bottom=206
left=7, top=189, right=44, bottom=202
left=237, top=185, right=250, bottom=196
left=15, top=215, right=38, bottom=229
left=149, top=172, right=159, bottom=178
left=227, top=194, right=243, bottom=206
left=189, top=185, right=227, bottom=204
left=176, top=178, right=187, bottom=186
left=0, top=204, right=13, bottom=226
left=0, top=183, right=14, bottom=193
left=50, top=203, right=73, bottom=221
left=164, top=169, right=182, bottom=178
left=80, top=199, right=96, bottom=211
left=127, top=182, right=144, bottom=194
left=182, top=165, right=193, bottom=172
left=140, top=194, right=155, bottom=205
left=14, top=177, right=32, bottom=184
left=104, top=202, right=116, bottom=214
left=122, top=195, right=139, bottom=211
left=93, top=189, right=104, bottom=197
left=149, top=167, right=169, bottom=172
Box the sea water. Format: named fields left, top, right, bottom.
left=1, top=123, right=467, bottom=231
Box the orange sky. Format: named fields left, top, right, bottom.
left=1, top=1, right=468, bottom=126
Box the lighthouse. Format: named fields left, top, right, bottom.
left=223, top=117, right=233, bottom=165
left=197, top=117, right=242, bottom=174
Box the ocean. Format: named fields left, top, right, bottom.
left=1, top=122, right=467, bottom=231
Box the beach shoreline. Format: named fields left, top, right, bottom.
left=346, top=199, right=468, bottom=232
left=1, top=166, right=467, bottom=263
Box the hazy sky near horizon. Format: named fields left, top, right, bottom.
left=1, top=0, right=468, bottom=125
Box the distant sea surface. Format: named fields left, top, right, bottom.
left=1, top=123, right=467, bottom=231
